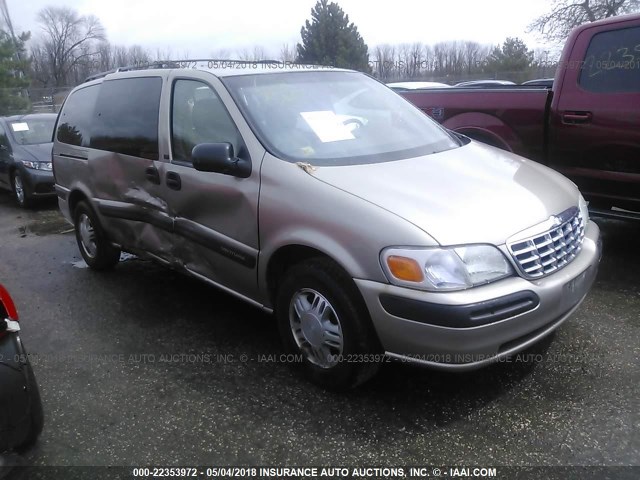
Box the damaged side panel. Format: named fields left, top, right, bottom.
left=148, top=71, right=266, bottom=301
left=153, top=152, right=261, bottom=300
left=55, top=70, right=267, bottom=307
left=88, top=75, right=180, bottom=264
left=92, top=151, right=178, bottom=263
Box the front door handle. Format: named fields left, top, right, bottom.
left=166, top=171, right=181, bottom=190
left=562, top=111, right=592, bottom=125
left=145, top=166, right=160, bottom=184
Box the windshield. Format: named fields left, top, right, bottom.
left=9, top=117, right=56, bottom=145
left=223, top=71, right=459, bottom=165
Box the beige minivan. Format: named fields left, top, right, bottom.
left=52, top=61, right=601, bottom=389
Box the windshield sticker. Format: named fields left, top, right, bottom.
left=11, top=122, right=29, bottom=132
left=300, top=111, right=355, bottom=143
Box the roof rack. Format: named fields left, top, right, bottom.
left=83, top=58, right=284, bottom=83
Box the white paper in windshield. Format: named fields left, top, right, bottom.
left=11, top=122, right=29, bottom=132
left=300, top=111, right=355, bottom=143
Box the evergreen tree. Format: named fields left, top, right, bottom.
left=484, top=37, right=533, bottom=82
left=0, top=29, right=30, bottom=115
left=297, top=0, right=369, bottom=71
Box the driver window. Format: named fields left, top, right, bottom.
left=171, top=80, right=242, bottom=164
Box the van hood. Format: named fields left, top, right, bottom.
left=309, top=142, right=579, bottom=246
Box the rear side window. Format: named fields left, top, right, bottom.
left=90, top=77, right=162, bottom=160
left=579, top=26, right=640, bottom=93
left=56, top=85, right=99, bottom=146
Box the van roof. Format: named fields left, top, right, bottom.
left=84, top=59, right=351, bottom=82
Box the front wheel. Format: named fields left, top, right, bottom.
left=276, top=258, right=382, bottom=390
left=12, top=171, right=32, bottom=208
left=73, top=201, right=121, bottom=270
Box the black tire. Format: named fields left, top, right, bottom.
left=275, top=258, right=382, bottom=390
left=15, top=357, right=44, bottom=452
left=73, top=200, right=121, bottom=270
left=11, top=171, right=32, bottom=208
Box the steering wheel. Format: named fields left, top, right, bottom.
left=342, top=118, right=364, bottom=131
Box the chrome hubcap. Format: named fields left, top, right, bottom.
left=78, top=213, right=98, bottom=258
left=289, top=288, right=343, bottom=368
left=14, top=175, right=24, bottom=204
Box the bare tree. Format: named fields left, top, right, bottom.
left=253, top=45, right=268, bottom=60
left=29, top=43, right=51, bottom=87
left=127, top=45, right=150, bottom=66
left=96, top=41, right=114, bottom=71
left=397, top=43, right=411, bottom=79
left=529, top=0, right=640, bottom=42
left=421, top=44, right=434, bottom=75
left=372, top=44, right=396, bottom=80
left=462, top=41, right=481, bottom=74
left=211, top=48, right=232, bottom=59
left=237, top=46, right=268, bottom=61
left=34, top=6, right=105, bottom=86
left=407, top=42, right=424, bottom=78
left=432, top=42, right=447, bottom=74
left=93, top=42, right=151, bottom=72
left=279, top=43, right=296, bottom=62
left=115, top=45, right=131, bottom=66
left=370, top=39, right=493, bottom=82
left=153, top=47, right=174, bottom=62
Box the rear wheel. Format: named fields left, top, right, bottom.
left=73, top=201, right=121, bottom=270
left=11, top=171, right=32, bottom=208
left=276, top=258, right=382, bottom=390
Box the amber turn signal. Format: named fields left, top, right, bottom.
left=386, top=256, right=424, bottom=282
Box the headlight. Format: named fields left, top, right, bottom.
left=381, top=245, right=514, bottom=291
left=579, top=193, right=589, bottom=224
left=21, top=160, right=52, bottom=171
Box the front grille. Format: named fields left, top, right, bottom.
left=508, top=207, right=585, bottom=279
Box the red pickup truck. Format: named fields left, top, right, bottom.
left=400, top=14, right=640, bottom=219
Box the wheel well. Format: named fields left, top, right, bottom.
left=459, top=129, right=512, bottom=151
left=68, top=190, right=88, bottom=217
left=267, top=245, right=384, bottom=356
left=266, top=245, right=337, bottom=305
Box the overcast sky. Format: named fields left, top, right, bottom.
left=7, top=0, right=555, bottom=57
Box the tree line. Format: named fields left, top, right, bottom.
left=0, top=0, right=638, bottom=114
left=368, top=39, right=557, bottom=83
left=12, top=4, right=551, bottom=90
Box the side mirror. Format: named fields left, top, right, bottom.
left=192, top=143, right=251, bottom=178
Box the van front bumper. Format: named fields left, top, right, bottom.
left=355, top=221, right=601, bottom=370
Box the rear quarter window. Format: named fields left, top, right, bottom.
left=579, top=26, right=640, bottom=93
left=90, top=77, right=162, bottom=160
left=56, top=85, right=100, bottom=146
